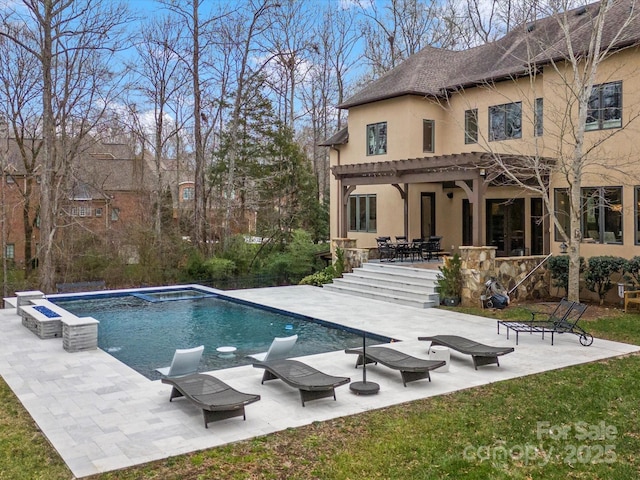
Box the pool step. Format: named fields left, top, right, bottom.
left=323, top=263, right=440, bottom=309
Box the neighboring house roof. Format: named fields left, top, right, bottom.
left=339, top=0, right=640, bottom=109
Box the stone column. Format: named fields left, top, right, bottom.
left=331, top=238, right=368, bottom=273
left=459, top=246, right=496, bottom=307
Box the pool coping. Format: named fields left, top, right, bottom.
left=1, top=285, right=639, bottom=478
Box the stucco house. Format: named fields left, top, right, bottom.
left=323, top=1, right=640, bottom=263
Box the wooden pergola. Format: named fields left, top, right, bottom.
left=331, top=152, right=551, bottom=248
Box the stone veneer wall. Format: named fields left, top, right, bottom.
left=331, top=238, right=369, bottom=273
left=459, top=246, right=550, bottom=307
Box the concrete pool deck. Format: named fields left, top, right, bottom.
left=0, top=285, right=638, bottom=478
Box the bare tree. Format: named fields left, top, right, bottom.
left=128, top=15, right=189, bottom=239
left=299, top=5, right=360, bottom=202
left=356, top=0, right=447, bottom=77
left=0, top=0, right=132, bottom=292
left=0, top=29, right=43, bottom=279
left=218, top=0, right=281, bottom=244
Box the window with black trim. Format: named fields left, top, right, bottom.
left=586, top=81, right=622, bottom=131
left=582, top=187, right=622, bottom=244
left=348, top=194, right=377, bottom=232
left=534, top=98, right=543, bottom=136
left=366, top=122, right=387, bottom=155
left=489, top=102, right=522, bottom=141
left=554, top=188, right=570, bottom=241
left=423, top=120, right=434, bottom=152
left=464, top=109, right=478, bottom=144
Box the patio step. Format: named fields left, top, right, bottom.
left=323, top=263, right=441, bottom=309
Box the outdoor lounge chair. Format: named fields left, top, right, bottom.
left=497, top=299, right=593, bottom=346
left=161, top=373, right=260, bottom=428
left=418, top=335, right=514, bottom=369
left=344, top=345, right=445, bottom=386
left=252, top=358, right=351, bottom=406
left=246, top=334, right=298, bottom=362
left=155, top=345, right=204, bottom=377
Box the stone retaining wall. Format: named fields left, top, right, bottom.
left=459, top=246, right=550, bottom=307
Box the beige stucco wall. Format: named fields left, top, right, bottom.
left=329, top=46, right=640, bottom=259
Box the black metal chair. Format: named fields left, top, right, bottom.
left=395, top=236, right=410, bottom=261
left=376, top=237, right=396, bottom=262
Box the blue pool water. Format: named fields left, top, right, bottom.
left=52, top=288, right=388, bottom=380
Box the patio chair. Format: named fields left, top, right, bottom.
left=418, top=335, right=514, bottom=369
left=161, top=373, right=261, bottom=428
left=376, top=237, right=396, bottom=262
left=246, top=334, right=298, bottom=362
left=395, top=236, right=410, bottom=261
left=252, top=358, right=350, bottom=406
left=345, top=345, right=445, bottom=386
left=155, top=345, right=204, bottom=377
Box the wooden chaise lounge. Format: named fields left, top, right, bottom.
left=344, top=346, right=446, bottom=386
left=252, top=359, right=351, bottom=406
left=418, top=335, right=514, bottom=369
left=161, top=373, right=261, bottom=428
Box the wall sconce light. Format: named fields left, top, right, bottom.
left=559, top=242, right=568, bottom=254
left=479, top=168, right=486, bottom=177
left=446, top=192, right=454, bottom=199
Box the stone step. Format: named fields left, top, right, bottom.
left=322, top=283, right=438, bottom=309
left=347, top=269, right=439, bottom=290
left=330, top=277, right=438, bottom=301
left=324, top=261, right=442, bottom=309
left=361, top=262, right=441, bottom=279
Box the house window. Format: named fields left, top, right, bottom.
left=6, top=174, right=15, bottom=184
left=534, top=98, right=543, bottom=136
left=78, top=205, right=90, bottom=217
left=111, top=207, right=120, bottom=221
left=464, top=109, right=478, bottom=144
left=348, top=194, right=377, bottom=232
left=582, top=187, right=622, bottom=244
left=489, top=102, right=522, bottom=141
left=182, top=187, right=194, bottom=201
left=554, top=188, right=570, bottom=241
left=366, top=122, right=387, bottom=155
left=423, top=120, right=434, bottom=152
left=586, top=81, right=622, bottom=131
left=5, top=243, right=14, bottom=259
left=95, top=207, right=103, bottom=217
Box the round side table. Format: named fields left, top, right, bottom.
left=216, top=346, right=237, bottom=358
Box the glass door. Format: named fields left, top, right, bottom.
left=486, top=199, right=525, bottom=256
left=421, top=193, right=435, bottom=239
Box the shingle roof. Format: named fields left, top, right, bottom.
left=340, top=0, right=640, bottom=108
left=318, top=127, right=349, bottom=146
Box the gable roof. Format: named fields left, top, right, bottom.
left=340, top=0, right=640, bottom=109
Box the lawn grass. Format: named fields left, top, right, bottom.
left=2, top=308, right=640, bottom=480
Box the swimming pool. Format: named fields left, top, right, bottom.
left=52, top=287, right=389, bottom=380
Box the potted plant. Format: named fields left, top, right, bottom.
left=436, top=253, right=462, bottom=306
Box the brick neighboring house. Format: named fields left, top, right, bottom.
left=1, top=137, right=188, bottom=267
left=323, top=0, right=640, bottom=261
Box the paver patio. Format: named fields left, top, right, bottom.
left=1, top=285, right=638, bottom=478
